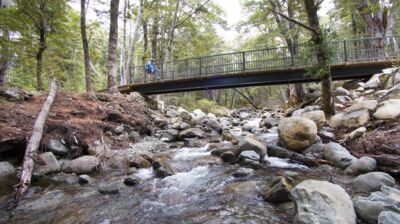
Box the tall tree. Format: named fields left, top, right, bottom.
left=269, top=0, right=304, bottom=104
left=0, top=0, right=12, bottom=86
left=124, top=0, right=143, bottom=83
left=304, top=0, right=334, bottom=115
left=119, top=0, right=128, bottom=85
left=80, top=0, right=93, bottom=92
left=107, top=0, right=120, bottom=93
left=16, top=0, right=67, bottom=91
left=162, top=0, right=181, bottom=77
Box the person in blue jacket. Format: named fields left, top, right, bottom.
left=145, top=58, right=159, bottom=80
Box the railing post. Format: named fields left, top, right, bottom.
left=343, top=40, right=348, bottom=62
left=185, top=59, right=189, bottom=78
left=242, top=52, right=246, bottom=71
left=199, top=58, right=202, bottom=76
left=160, top=64, right=164, bottom=80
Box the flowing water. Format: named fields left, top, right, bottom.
left=0, top=140, right=320, bottom=224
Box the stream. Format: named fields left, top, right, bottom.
left=0, top=133, right=316, bottom=224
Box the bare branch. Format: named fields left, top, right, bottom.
left=269, top=8, right=319, bottom=35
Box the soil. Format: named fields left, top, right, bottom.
left=344, top=121, right=400, bottom=177
left=0, top=92, right=161, bottom=163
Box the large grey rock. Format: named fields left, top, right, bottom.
left=353, top=172, right=395, bottom=192
left=323, top=142, right=357, bottom=169
left=0, top=87, right=31, bottom=101
left=278, top=117, right=318, bottom=152
left=342, top=109, right=370, bottom=128
left=232, top=167, right=254, bottom=177
left=178, top=128, right=206, bottom=139
left=291, top=180, right=356, bottom=224
left=345, top=127, right=367, bottom=141
left=34, top=152, right=61, bottom=176
left=47, top=139, right=68, bottom=156
left=354, top=185, right=400, bottom=224
left=162, top=129, right=179, bottom=142
left=262, top=176, right=293, bottom=203
left=178, top=109, right=192, bottom=121
left=98, top=183, right=120, bottom=194
left=373, top=99, right=400, bottom=120
left=239, top=150, right=260, bottom=161
left=61, top=156, right=99, bottom=174
left=335, top=87, right=350, bottom=96
left=300, top=110, right=326, bottom=129
left=207, top=118, right=222, bottom=132
left=152, top=159, right=174, bottom=178
left=221, top=151, right=237, bottom=163
left=345, top=156, right=376, bottom=175
left=238, top=136, right=267, bottom=158
left=0, top=161, right=16, bottom=180
left=378, top=211, right=400, bottom=224
left=345, top=100, right=378, bottom=113
left=378, top=83, right=400, bottom=102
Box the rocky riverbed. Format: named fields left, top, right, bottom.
left=1, top=68, right=400, bottom=223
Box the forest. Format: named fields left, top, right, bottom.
left=1, top=0, right=398, bottom=109
left=1, top=0, right=400, bottom=223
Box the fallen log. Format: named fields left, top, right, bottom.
left=266, top=144, right=332, bottom=166
left=13, top=78, right=58, bottom=207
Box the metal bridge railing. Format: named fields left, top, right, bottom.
left=128, top=35, right=400, bottom=84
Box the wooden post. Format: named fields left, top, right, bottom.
left=13, top=78, right=58, bottom=206
left=343, top=40, right=348, bottom=62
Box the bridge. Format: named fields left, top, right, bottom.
left=119, top=36, right=400, bottom=95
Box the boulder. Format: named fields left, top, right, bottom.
left=61, top=156, right=99, bottom=174
left=129, top=155, right=152, bottom=169
left=179, top=122, right=191, bottom=130
left=0, top=161, right=16, bottom=181
left=323, top=142, right=357, bottom=169
left=34, top=152, right=61, bottom=176
left=238, top=136, right=267, bottom=158
left=152, top=159, right=174, bottom=178
left=365, top=74, right=382, bottom=89
left=300, top=110, right=326, bottom=129
left=278, top=117, right=318, bottom=152
left=232, top=167, right=254, bottom=178
left=291, top=180, right=356, bottom=224
left=239, top=150, right=260, bottom=161
left=334, top=87, right=350, bottom=96
left=345, top=127, right=367, bottom=140
left=345, top=156, right=376, bottom=175
left=354, top=186, right=400, bottom=224
left=78, top=174, right=94, bottom=185
left=221, top=151, right=237, bottom=163
left=162, top=129, right=179, bottom=142
left=330, top=109, right=370, bottom=128
left=373, top=99, right=400, bottom=120
left=178, top=128, right=206, bottom=139
left=207, top=118, right=222, bottom=132
left=87, top=142, right=114, bottom=158
left=114, top=125, right=125, bottom=134
left=47, top=139, right=68, bottom=156
left=124, top=177, right=140, bottom=186
left=0, top=87, right=31, bottom=101
left=165, top=110, right=178, bottom=118
left=262, top=176, right=293, bottom=203
left=378, top=83, right=400, bottom=102
left=345, top=100, right=378, bottom=113
left=178, top=109, right=192, bottom=121
left=98, top=183, right=120, bottom=194
left=353, top=172, right=395, bottom=192
left=378, top=211, right=400, bottom=224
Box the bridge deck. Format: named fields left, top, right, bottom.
left=119, top=36, right=400, bottom=95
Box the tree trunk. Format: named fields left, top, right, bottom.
left=151, top=16, right=159, bottom=59
left=0, top=30, right=10, bottom=87
left=14, top=78, right=58, bottom=206
left=80, top=0, right=93, bottom=92
left=142, top=20, right=148, bottom=67
left=36, top=29, right=46, bottom=91
left=107, top=0, right=120, bottom=93
left=119, top=0, right=128, bottom=85
left=267, top=144, right=331, bottom=166
left=357, top=0, right=386, bottom=58
left=304, top=0, right=334, bottom=116
left=162, top=0, right=181, bottom=78
left=124, top=0, right=143, bottom=83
